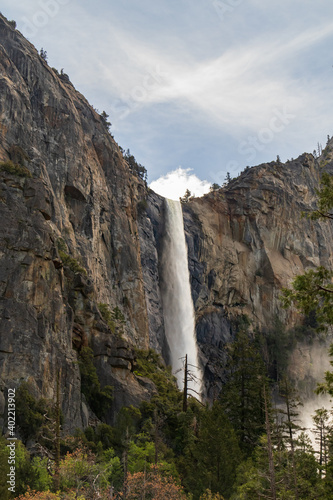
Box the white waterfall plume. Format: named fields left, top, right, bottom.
left=160, top=198, right=203, bottom=398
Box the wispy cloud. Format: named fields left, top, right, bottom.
left=97, top=19, right=333, bottom=135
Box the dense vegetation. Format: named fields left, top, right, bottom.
left=3, top=312, right=333, bottom=499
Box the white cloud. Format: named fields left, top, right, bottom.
left=149, top=168, right=211, bottom=200
left=94, top=18, right=333, bottom=137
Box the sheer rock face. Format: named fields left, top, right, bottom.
left=0, top=15, right=150, bottom=430
left=142, top=156, right=333, bottom=399
left=182, top=156, right=333, bottom=397
left=186, top=155, right=333, bottom=328
left=137, top=191, right=166, bottom=355
left=1, top=14, right=333, bottom=423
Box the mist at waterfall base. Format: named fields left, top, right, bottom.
left=160, top=199, right=203, bottom=399
left=283, top=340, right=333, bottom=450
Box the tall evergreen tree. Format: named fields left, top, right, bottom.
left=313, top=408, right=331, bottom=477
left=179, top=402, right=241, bottom=499
left=278, top=377, right=303, bottom=499
left=220, top=325, right=268, bottom=454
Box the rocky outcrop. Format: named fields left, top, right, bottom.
left=183, top=155, right=333, bottom=397
left=185, top=155, right=332, bottom=324
left=142, top=155, right=333, bottom=398
left=0, top=14, right=152, bottom=431
left=137, top=191, right=166, bottom=355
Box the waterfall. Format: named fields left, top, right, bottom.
left=160, top=198, right=203, bottom=398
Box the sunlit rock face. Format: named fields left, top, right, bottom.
left=185, top=157, right=332, bottom=328
left=142, top=154, right=333, bottom=399
left=181, top=156, right=333, bottom=398
left=0, top=14, right=151, bottom=430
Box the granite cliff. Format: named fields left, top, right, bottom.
left=0, top=14, right=332, bottom=431
left=142, top=155, right=333, bottom=398
left=0, top=14, right=153, bottom=430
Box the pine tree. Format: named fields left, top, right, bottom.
left=180, top=402, right=241, bottom=498
left=317, top=142, right=323, bottom=157
left=100, top=111, right=112, bottom=131
left=40, top=48, right=47, bottom=62
left=277, top=377, right=304, bottom=499
left=180, top=189, right=192, bottom=203
left=313, top=408, right=331, bottom=477
left=281, top=171, right=333, bottom=330
left=220, top=325, right=268, bottom=453
left=264, top=384, right=277, bottom=500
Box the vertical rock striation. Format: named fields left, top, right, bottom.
left=183, top=155, right=333, bottom=397
left=0, top=14, right=151, bottom=430
left=143, top=155, right=333, bottom=398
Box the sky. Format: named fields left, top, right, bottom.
left=1, top=0, right=333, bottom=199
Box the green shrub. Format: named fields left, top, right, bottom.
left=113, top=306, right=125, bottom=323
left=8, top=145, right=30, bottom=165
left=16, top=383, right=47, bottom=443
left=79, top=423, right=116, bottom=452
left=15, top=382, right=62, bottom=447
left=56, top=240, right=87, bottom=275
left=56, top=238, right=67, bottom=253
left=58, top=250, right=87, bottom=275
left=134, top=349, right=181, bottom=414
left=0, top=160, right=32, bottom=178
left=78, top=347, right=113, bottom=419
left=0, top=438, right=48, bottom=496
left=98, top=303, right=125, bottom=335
left=98, top=303, right=116, bottom=333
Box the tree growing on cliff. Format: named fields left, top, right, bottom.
left=15, top=382, right=62, bottom=450
left=281, top=171, right=333, bottom=330
left=225, top=172, right=232, bottom=183
left=7, top=19, right=16, bottom=29
left=78, top=347, right=113, bottom=419
left=39, top=48, right=47, bottom=62
left=123, top=149, right=148, bottom=182
left=100, top=111, right=112, bottom=131
left=180, top=189, right=192, bottom=203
